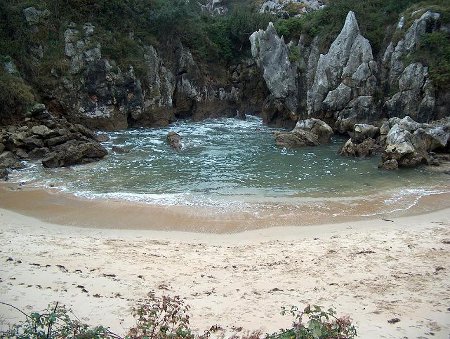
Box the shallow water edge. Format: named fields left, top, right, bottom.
left=1, top=182, right=449, bottom=233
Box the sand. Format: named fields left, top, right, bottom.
left=0, top=187, right=449, bottom=338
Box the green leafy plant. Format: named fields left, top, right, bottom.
left=268, top=305, right=357, bottom=339
left=0, top=301, right=120, bottom=338
left=127, top=292, right=194, bottom=339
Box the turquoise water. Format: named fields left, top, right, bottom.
left=10, top=116, right=449, bottom=209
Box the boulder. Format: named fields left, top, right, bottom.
left=0, top=151, right=24, bottom=170
left=42, top=140, right=107, bottom=168
left=167, top=132, right=182, bottom=151
left=351, top=124, right=379, bottom=143
left=274, top=129, right=319, bottom=148
left=295, top=118, right=333, bottom=144
left=380, top=124, right=429, bottom=169
left=340, top=138, right=379, bottom=158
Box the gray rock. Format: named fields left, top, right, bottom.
left=250, top=22, right=298, bottom=113
left=322, top=83, right=352, bottom=111
left=352, top=124, right=379, bottom=143
left=295, top=118, right=333, bottom=144
left=31, top=125, right=53, bottom=138
left=42, top=141, right=107, bottom=168
left=23, top=7, right=50, bottom=26
left=307, top=11, right=377, bottom=120
left=379, top=159, right=399, bottom=170
left=380, top=123, right=429, bottom=168
left=0, top=151, right=24, bottom=169
left=167, top=132, right=182, bottom=151
left=274, top=129, right=319, bottom=148
left=340, top=138, right=379, bottom=158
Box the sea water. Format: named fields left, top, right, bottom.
left=9, top=116, right=450, bottom=214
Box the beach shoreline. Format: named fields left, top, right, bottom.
left=1, top=182, right=450, bottom=233
left=0, top=184, right=449, bottom=338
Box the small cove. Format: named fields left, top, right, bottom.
left=7, top=116, right=450, bottom=226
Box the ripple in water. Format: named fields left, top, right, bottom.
left=9, top=116, right=450, bottom=214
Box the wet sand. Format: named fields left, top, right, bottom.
left=0, top=183, right=449, bottom=233
left=0, top=184, right=449, bottom=338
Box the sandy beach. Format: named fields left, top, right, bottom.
left=0, top=186, right=449, bottom=338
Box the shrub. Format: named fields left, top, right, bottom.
left=0, top=302, right=119, bottom=339
left=0, top=297, right=357, bottom=339
left=270, top=305, right=357, bottom=339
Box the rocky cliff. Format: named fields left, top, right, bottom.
left=249, top=8, right=449, bottom=132
left=0, top=3, right=269, bottom=130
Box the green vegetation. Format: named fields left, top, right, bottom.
left=0, top=68, right=35, bottom=123
left=0, top=296, right=357, bottom=339
left=274, top=0, right=427, bottom=53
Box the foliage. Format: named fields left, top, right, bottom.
left=0, top=297, right=357, bottom=339
left=0, top=69, right=35, bottom=122
left=0, top=301, right=119, bottom=339
left=127, top=292, right=194, bottom=339
left=269, top=305, right=357, bottom=339
left=413, top=31, right=450, bottom=91
left=274, top=0, right=426, bottom=53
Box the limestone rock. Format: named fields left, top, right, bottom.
left=352, top=124, right=379, bottom=143
left=274, top=129, right=319, bottom=148
left=23, top=7, right=50, bottom=26
left=307, top=11, right=378, bottom=132
left=382, top=11, right=441, bottom=122
left=295, top=118, right=333, bottom=144
left=250, top=22, right=298, bottom=116
left=385, top=63, right=435, bottom=122
left=340, top=138, right=379, bottom=158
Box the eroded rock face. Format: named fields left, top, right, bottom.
left=307, top=11, right=378, bottom=133
left=250, top=22, right=298, bottom=127
left=382, top=11, right=441, bottom=122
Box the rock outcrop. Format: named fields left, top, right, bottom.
left=0, top=105, right=107, bottom=172
left=379, top=116, right=450, bottom=169
left=307, top=11, right=378, bottom=133
left=340, top=124, right=381, bottom=158
left=382, top=11, right=442, bottom=122
left=250, top=23, right=298, bottom=128
left=274, top=118, right=332, bottom=148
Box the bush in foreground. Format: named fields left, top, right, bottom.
left=0, top=293, right=357, bottom=338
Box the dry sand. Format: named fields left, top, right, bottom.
left=0, top=187, right=449, bottom=338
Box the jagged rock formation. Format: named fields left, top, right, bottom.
left=382, top=11, right=441, bottom=122
left=2, top=6, right=268, bottom=132
left=250, top=8, right=448, bottom=139
left=199, top=0, right=228, bottom=15
left=250, top=22, right=298, bottom=128
left=307, top=11, right=379, bottom=133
